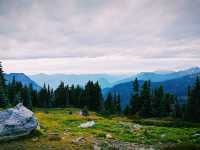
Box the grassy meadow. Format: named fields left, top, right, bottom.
left=1, top=108, right=200, bottom=150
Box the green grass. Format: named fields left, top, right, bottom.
left=0, top=107, right=200, bottom=150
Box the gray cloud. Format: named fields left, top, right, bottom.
left=0, top=0, right=200, bottom=73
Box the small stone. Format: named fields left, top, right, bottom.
left=161, top=134, right=166, bottom=138
left=64, top=128, right=70, bottom=132
left=72, top=137, right=85, bottom=144
left=94, top=144, right=101, bottom=150
left=133, top=124, right=142, bottom=129
left=32, top=137, right=39, bottom=142
left=37, top=125, right=41, bottom=130
left=106, top=134, right=112, bottom=139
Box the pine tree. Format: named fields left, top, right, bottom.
left=81, top=105, right=89, bottom=116
left=73, top=85, right=83, bottom=108
left=130, top=78, right=140, bottom=115
left=69, top=84, right=75, bottom=106
left=38, top=84, right=49, bottom=107
left=152, top=86, right=164, bottom=117
left=94, top=81, right=103, bottom=111
left=113, top=93, right=118, bottom=113
left=21, top=85, right=32, bottom=109
left=31, top=89, right=38, bottom=107
left=84, top=81, right=93, bottom=109
left=0, top=62, right=8, bottom=107
left=140, top=81, right=151, bottom=118
left=104, top=93, right=115, bottom=114
left=123, top=105, right=130, bottom=116
left=116, top=94, right=121, bottom=114
left=83, top=81, right=103, bottom=111
left=54, top=82, right=68, bottom=107
left=173, top=98, right=182, bottom=118
left=160, top=93, right=175, bottom=117
left=186, top=76, right=200, bottom=122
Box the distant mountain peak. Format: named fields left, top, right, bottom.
left=185, top=66, right=200, bottom=72
left=154, top=70, right=175, bottom=74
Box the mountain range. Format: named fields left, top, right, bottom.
left=4, top=67, right=200, bottom=108
left=29, top=74, right=129, bottom=89
left=103, top=67, right=200, bottom=108
left=114, top=67, right=200, bottom=85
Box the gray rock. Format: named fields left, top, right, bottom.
left=0, top=103, right=38, bottom=141
left=79, top=121, right=95, bottom=128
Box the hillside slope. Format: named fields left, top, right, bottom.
left=4, top=73, right=41, bottom=91
left=103, top=73, right=200, bottom=108
left=114, top=67, right=200, bottom=85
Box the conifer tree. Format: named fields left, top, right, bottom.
left=173, top=98, right=182, bottom=118
left=84, top=80, right=93, bottom=109
left=94, top=81, right=103, bottom=111
left=104, top=92, right=115, bottom=114
left=84, top=81, right=103, bottom=111
left=152, top=86, right=164, bottom=117
left=186, top=76, right=200, bottom=122
left=160, top=93, right=175, bottom=117
left=123, top=105, right=130, bottom=116
left=0, top=62, right=8, bottom=107
left=21, top=85, right=32, bottom=109
left=54, top=82, right=66, bottom=107
left=130, top=78, right=140, bottom=115
left=38, top=84, right=49, bottom=107
left=140, top=81, right=151, bottom=117
left=116, top=94, right=121, bottom=114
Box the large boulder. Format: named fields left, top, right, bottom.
left=0, top=103, right=38, bottom=141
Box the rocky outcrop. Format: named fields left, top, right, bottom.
left=0, top=103, right=38, bottom=141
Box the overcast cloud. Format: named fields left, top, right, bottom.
left=0, top=0, right=200, bottom=74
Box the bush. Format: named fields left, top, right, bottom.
left=68, top=111, right=72, bottom=115
left=81, top=106, right=89, bottom=116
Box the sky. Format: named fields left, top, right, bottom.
left=0, top=0, right=200, bottom=74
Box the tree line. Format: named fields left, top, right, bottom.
left=1, top=62, right=200, bottom=122
left=124, top=77, right=200, bottom=122
left=0, top=62, right=121, bottom=115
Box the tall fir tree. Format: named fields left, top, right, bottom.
left=130, top=78, right=141, bottom=115
left=94, top=81, right=103, bottom=111
left=186, top=76, right=200, bottom=122
left=21, top=85, right=32, bottom=109
left=104, top=92, right=115, bottom=114
left=152, top=86, right=164, bottom=117
left=123, top=105, right=130, bottom=116
left=0, top=62, right=8, bottom=107
left=140, top=81, right=151, bottom=118
left=38, top=84, right=49, bottom=107
left=160, top=93, right=175, bottom=117
left=54, top=82, right=68, bottom=107
left=115, top=94, right=121, bottom=114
